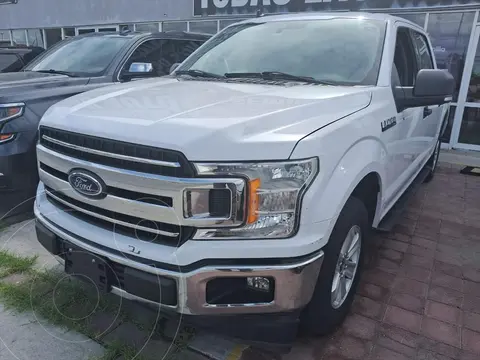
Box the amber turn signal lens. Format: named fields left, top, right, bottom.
left=0, top=134, right=14, bottom=142
left=247, top=178, right=261, bottom=224
left=6, top=107, right=22, bottom=117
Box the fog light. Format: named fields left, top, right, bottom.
left=247, top=277, right=270, bottom=292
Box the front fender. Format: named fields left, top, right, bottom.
left=292, top=122, right=386, bottom=248
left=304, top=137, right=385, bottom=223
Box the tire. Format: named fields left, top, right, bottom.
left=300, top=196, right=368, bottom=336
left=424, top=138, right=441, bottom=183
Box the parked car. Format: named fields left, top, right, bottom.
left=33, top=13, right=453, bottom=348
left=0, top=30, right=211, bottom=220
left=0, top=46, right=44, bottom=72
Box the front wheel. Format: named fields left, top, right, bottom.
left=300, top=197, right=368, bottom=336
left=424, top=138, right=441, bottom=183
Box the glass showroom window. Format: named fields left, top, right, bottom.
left=27, top=29, right=44, bottom=47
left=427, top=12, right=475, bottom=102
left=11, top=29, right=27, bottom=46
left=44, top=29, right=62, bottom=48
left=135, top=23, right=159, bottom=32
left=163, top=22, right=187, bottom=32
left=189, top=21, right=218, bottom=34
left=396, top=13, right=426, bottom=28
left=63, top=28, right=75, bottom=39
left=0, top=30, right=10, bottom=46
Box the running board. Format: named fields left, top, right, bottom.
left=376, top=167, right=431, bottom=232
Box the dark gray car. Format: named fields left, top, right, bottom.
left=0, top=31, right=210, bottom=220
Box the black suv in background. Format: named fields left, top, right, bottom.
left=0, top=31, right=211, bottom=220
left=0, top=46, right=45, bottom=72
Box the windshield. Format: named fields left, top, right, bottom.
left=178, top=18, right=386, bottom=86
left=25, top=36, right=129, bottom=76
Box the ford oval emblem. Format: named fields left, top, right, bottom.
left=68, top=170, right=105, bottom=198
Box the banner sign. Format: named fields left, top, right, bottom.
left=194, top=0, right=480, bottom=16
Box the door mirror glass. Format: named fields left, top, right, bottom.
left=128, top=62, right=153, bottom=73
left=170, top=63, right=181, bottom=74
left=396, top=69, right=455, bottom=110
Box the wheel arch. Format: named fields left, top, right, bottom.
left=298, top=137, right=386, bottom=245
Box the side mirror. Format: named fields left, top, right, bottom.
left=395, top=69, right=455, bottom=111
left=120, top=62, right=154, bottom=81
left=170, top=63, right=181, bottom=74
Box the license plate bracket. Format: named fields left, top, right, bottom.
left=64, top=244, right=111, bottom=293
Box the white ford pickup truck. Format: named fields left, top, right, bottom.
left=33, top=12, right=454, bottom=346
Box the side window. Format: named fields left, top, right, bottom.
left=124, top=39, right=164, bottom=76
left=392, top=28, right=417, bottom=87
left=160, top=39, right=203, bottom=73
left=411, top=31, right=434, bottom=70
left=124, top=39, right=203, bottom=76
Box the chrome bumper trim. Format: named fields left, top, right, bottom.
left=35, top=206, right=324, bottom=315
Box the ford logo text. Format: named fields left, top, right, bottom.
left=68, top=170, right=105, bottom=198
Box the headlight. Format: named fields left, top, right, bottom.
left=0, top=103, right=24, bottom=123
left=193, top=157, right=318, bottom=239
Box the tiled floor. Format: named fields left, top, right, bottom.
left=244, top=162, right=480, bottom=360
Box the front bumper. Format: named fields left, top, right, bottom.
left=35, top=206, right=324, bottom=316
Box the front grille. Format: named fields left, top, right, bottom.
left=45, top=186, right=194, bottom=247
left=40, top=163, right=173, bottom=207
left=39, top=126, right=195, bottom=177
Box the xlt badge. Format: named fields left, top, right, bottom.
left=381, top=117, right=397, bottom=132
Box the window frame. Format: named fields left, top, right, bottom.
left=410, top=29, right=434, bottom=71
left=115, top=35, right=207, bottom=82
left=392, top=26, right=419, bottom=88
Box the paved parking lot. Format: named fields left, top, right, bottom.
left=244, top=161, right=480, bottom=360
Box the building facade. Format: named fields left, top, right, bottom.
left=1, top=0, right=480, bottom=152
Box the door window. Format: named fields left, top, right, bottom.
left=411, top=31, right=434, bottom=70
left=392, top=28, right=417, bottom=87
left=124, top=39, right=204, bottom=77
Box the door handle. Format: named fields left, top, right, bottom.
left=423, top=106, right=432, bottom=118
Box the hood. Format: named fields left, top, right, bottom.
left=40, top=78, right=372, bottom=161
left=0, top=71, right=90, bottom=102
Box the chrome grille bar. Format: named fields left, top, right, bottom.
left=42, top=135, right=181, bottom=168
left=45, top=188, right=179, bottom=238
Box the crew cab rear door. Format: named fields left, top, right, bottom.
left=384, top=24, right=435, bottom=207
left=409, top=28, right=442, bottom=163
left=384, top=25, right=421, bottom=203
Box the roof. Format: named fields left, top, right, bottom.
left=238, top=11, right=423, bottom=29
left=74, top=30, right=212, bottom=41
left=0, top=46, right=44, bottom=54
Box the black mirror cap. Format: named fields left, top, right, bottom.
left=414, top=69, right=455, bottom=98
left=120, top=71, right=156, bottom=81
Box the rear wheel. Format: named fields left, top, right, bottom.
left=300, top=197, right=368, bottom=335
left=424, top=138, right=441, bottom=183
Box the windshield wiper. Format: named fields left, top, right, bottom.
left=225, top=71, right=337, bottom=85
left=32, top=69, right=78, bottom=77
left=175, top=69, right=224, bottom=78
